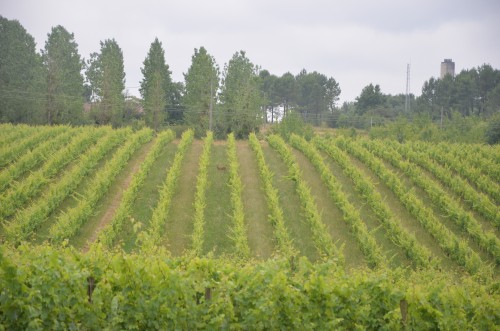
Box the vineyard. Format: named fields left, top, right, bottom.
left=1, top=123, right=499, bottom=329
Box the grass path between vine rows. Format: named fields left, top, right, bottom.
left=237, top=140, right=274, bottom=260
left=203, top=143, right=233, bottom=256
left=163, top=140, right=202, bottom=256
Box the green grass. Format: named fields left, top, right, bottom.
left=203, top=143, right=234, bottom=256
left=163, top=140, right=202, bottom=256
left=237, top=141, right=274, bottom=260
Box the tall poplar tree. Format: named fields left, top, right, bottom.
left=0, top=16, right=44, bottom=123
left=218, top=51, right=262, bottom=138
left=86, top=39, right=125, bottom=126
left=42, top=25, right=84, bottom=124
left=140, top=38, right=171, bottom=131
left=183, top=47, right=219, bottom=137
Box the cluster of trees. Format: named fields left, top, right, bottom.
left=0, top=17, right=341, bottom=138
left=338, top=65, right=500, bottom=129
left=417, top=65, right=500, bottom=118
left=2, top=16, right=498, bottom=140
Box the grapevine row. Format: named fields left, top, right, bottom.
left=0, top=129, right=75, bottom=193
left=336, top=137, right=486, bottom=275
left=2, top=244, right=498, bottom=330
left=363, top=139, right=500, bottom=265
left=0, top=125, right=68, bottom=168
left=411, top=141, right=500, bottom=204
left=226, top=133, right=251, bottom=260
left=248, top=133, right=296, bottom=258
left=141, top=129, right=194, bottom=249
left=436, top=142, right=500, bottom=183
left=3, top=129, right=127, bottom=244
left=189, top=131, right=213, bottom=257
left=268, top=134, right=343, bottom=264
left=49, top=128, right=153, bottom=244
left=0, top=124, right=37, bottom=149
left=388, top=140, right=500, bottom=228
left=0, top=127, right=105, bottom=219
left=97, top=130, right=176, bottom=248
left=314, top=137, right=435, bottom=269
left=290, top=134, right=384, bottom=268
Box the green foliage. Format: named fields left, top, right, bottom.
left=294, top=70, right=341, bottom=125
left=189, top=131, right=213, bottom=257
left=485, top=113, right=500, bottom=144
left=139, top=129, right=194, bottom=248
left=0, top=16, right=44, bottom=124
left=268, top=134, right=343, bottom=263
left=290, top=134, right=384, bottom=268
left=338, top=137, right=489, bottom=276
left=1, top=244, right=498, bottom=330
left=248, top=133, right=297, bottom=258
left=365, top=139, right=500, bottom=265
left=183, top=47, right=219, bottom=138
left=49, top=128, right=153, bottom=244
left=0, top=128, right=73, bottom=193
left=3, top=128, right=126, bottom=244
left=369, top=113, right=488, bottom=144
left=355, top=83, right=385, bottom=115
left=227, top=133, right=251, bottom=260
left=140, top=38, right=172, bottom=131
left=217, top=51, right=263, bottom=139
left=272, top=110, right=313, bottom=141
left=390, top=140, right=499, bottom=229
left=42, top=25, right=85, bottom=125
left=86, top=39, right=126, bottom=127
left=315, top=137, right=435, bottom=269
left=98, top=129, right=176, bottom=248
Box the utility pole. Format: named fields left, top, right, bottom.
left=405, top=63, right=411, bottom=112
left=209, top=78, right=213, bottom=132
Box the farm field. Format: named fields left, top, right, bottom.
left=1, top=123, right=499, bottom=328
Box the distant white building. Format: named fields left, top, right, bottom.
left=440, top=59, right=455, bottom=78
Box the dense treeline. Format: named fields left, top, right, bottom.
left=0, top=17, right=340, bottom=138
left=1, top=17, right=499, bottom=141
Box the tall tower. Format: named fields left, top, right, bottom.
left=440, top=59, right=455, bottom=78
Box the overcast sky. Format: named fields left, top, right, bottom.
left=2, top=0, right=499, bottom=104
